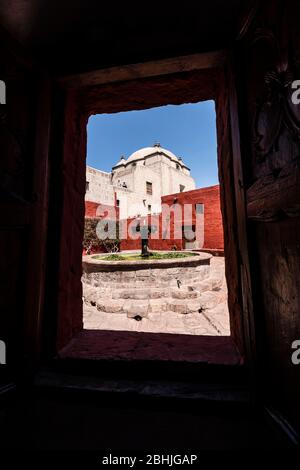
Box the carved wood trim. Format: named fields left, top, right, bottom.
left=251, top=28, right=300, bottom=159
left=247, top=161, right=300, bottom=221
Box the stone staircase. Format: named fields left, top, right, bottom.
left=82, top=274, right=224, bottom=318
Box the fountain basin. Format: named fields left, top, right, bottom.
left=82, top=251, right=212, bottom=317
left=83, top=250, right=211, bottom=272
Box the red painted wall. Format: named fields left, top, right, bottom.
left=83, top=199, right=119, bottom=255
left=85, top=185, right=224, bottom=252
left=162, top=185, right=224, bottom=250
left=85, top=200, right=119, bottom=219
left=119, top=214, right=184, bottom=252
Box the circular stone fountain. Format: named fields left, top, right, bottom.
left=82, top=251, right=213, bottom=318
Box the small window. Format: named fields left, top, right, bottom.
left=195, top=203, right=204, bottom=214
left=85, top=181, right=89, bottom=191
left=116, top=199, right=120, bottom=207
left=0, top=339, right=6, bottom=365
left=132, top=162, right=136, bottom=167
left=0, top=80, right=6, bottom=105
left=148, top=204, right=151, bottom=213
left=146, top=181, right=153, bottom=195
left=176, top=163, right=180, bottom=170
left=179, top=184, right=185, bottom=192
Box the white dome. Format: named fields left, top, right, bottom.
left=126, top=145, right=180, bottom=164
left=112, top=156, right=126, bottom=168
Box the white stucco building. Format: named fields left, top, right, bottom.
left=85, top=143, right=196, bottom=218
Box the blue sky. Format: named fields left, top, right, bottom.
left=87, top=100, right=218, bottom=188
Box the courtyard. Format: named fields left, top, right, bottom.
left=83, top=255, right=230, bottom=336
left=82, top=113, right=229, bottom=338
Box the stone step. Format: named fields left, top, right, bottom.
left=168, top=299, right=201, bottom=314
left=112, top=288, right=169, bottom=300
left=128, top=280, right=200, bottom=290
left=198, top=291, right=221, bottom=310
left=191, top=277, right=223, bottom=293
left=149, top=299, right=169, bottom=313
left=111, top=287, right=201, bottom=301
left=84, top=290, right=225, bottom=317
left=96, top=299, right=125, bottom=313
left=123, top=300, right=150, bottom=318
left=84, top=285, right=202, bottom=302
left=83, top=271, right=225, bottom=315
left=94, top=298, right=153, bottom=318
left=87, top=274, right=206, bottom=289
left=82, top=285, right=111, bottom=304
left=170, top=288, right=199, bottom=300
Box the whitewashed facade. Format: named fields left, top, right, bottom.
left=85, top=144, right=196, bottom=218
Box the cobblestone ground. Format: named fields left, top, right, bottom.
left=83, top=257, right=230, bottom=336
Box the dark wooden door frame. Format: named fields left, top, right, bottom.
left=44, top=51, right=257, bottom=366
left=0, top=28, right=51, bottom=377
left=214, top=59, right=256, bottom=365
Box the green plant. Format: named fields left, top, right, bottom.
left=101, top=254, right=126, bottom=261
left=83, top=217, right=120, bottom=254
left=93, top=251, right=197, bottom=261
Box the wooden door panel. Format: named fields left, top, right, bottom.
left=0, top=34, right=50, bottom=379
left=237, top=0, right=300, bottom=432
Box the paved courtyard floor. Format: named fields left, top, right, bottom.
left=83, top=256, right=230, bottom=336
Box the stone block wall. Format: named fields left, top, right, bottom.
left=85, top=166, right=115, bottom=205
left=82, top=253, right=211, bottom=317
